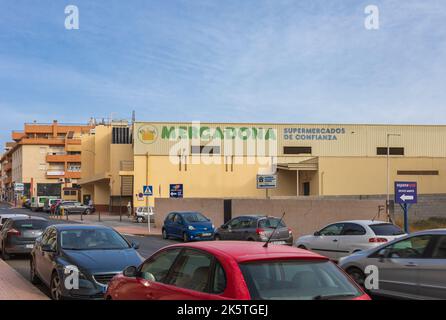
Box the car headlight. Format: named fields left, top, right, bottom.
left=188, top=225, right=196, bottom=231
left=212, top=224, right=215, bottom=229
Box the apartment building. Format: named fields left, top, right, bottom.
left=0, top=120, right=94, bottom=202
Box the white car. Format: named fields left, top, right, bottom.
left=295, top=220, right=406, bottom=260
left=134, top=206, right=155, bottom=223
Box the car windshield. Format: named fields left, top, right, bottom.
left=182, top=212, right=208, bottom=223
left=239, top=260, right=362, bottom=300
left=370, top=223, right=405, bottom=236
left=60, top=229, right=130, bottom=250
left=13, top=220, right=48, bottom=230
left=258, top=218, right=286, bottom=229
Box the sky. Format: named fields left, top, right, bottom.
left=0, top=0, right=446, bottom=146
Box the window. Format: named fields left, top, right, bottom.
left=386, top=235, right=433, bottom=259
left=39, top=163, right=46, bottom=171
left=258, top=218, right=286, bottom=229
left=369, top=223, right=405, bottom=236
left=397, top=170, right=439, bottom=176
left=377, top=147, right=404, bottom=155
left=166, top=213, right=175, bottom=222
left=283, top=146, right=312, bottom=155
left=228, top=218, right=242, bottom=229
left=168, top=249, right=213, bottom=293
left=191, top=145, right=220, bottom=155
left=431, top=236, right=446, bottom=259
left=239, top=218, right=253, bottom=229
left=140, top=249, right=182, bottom=283
left=319, top=223, right=345, bottom=236
left=173, top=214, right=183, bottom=224
left=211, top=261, right=227, bottom=294
left=341, top=223, right=366, bottom=236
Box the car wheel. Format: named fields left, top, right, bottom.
left=214, top=234, right=221, bottom=241
left=84, top=209, right=91, bottom=215
left=137, top=217, right=144, bottom=223
left=346, top=267, right=366, bottom=287
left=1, top=244, right=10, bottom=260
left=162, top=229, right=168, bottom=240
left=298, top=245, right=308, bottom=250
left=30, top=258, right=41, bottom=284
left=183, top=232, right=189, bottom=242
left=50, top=272, right=63, bottom=300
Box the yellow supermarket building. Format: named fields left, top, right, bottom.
left=78, top=121, right=446, bottom=213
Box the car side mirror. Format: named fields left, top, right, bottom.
left=314, top=231, right=321, bottom=236
left=140, top=272, right=156, bottom=282
left=221, top=224, right=228, bottom=229
left=131, top=242, right=140, bottom=250
left=378, top=248, right=389, bottom=261
left=123, top=266, right=138, bottom=278
left=42, top=244, right=56, bottom=253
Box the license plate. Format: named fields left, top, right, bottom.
left=201, top=233, right=212, bottom=237
left=26, top=244, right=34, bottom=249
left=271, top=241, right=286, bottom=245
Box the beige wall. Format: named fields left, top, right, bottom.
left=154, top=198, right=386, bottom=237
left=110, top=144, right=133, bottom=196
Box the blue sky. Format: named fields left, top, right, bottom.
left=1, top=0, right=446, bottom=146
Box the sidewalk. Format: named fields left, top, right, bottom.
left=0, top=259, right=48, bottom=300
left=52, top=212, right=162, bottom=236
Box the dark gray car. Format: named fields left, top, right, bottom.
left=215, top=215, right=293, bottom=245
left=0, top=216, right=49, bottom=260
left=58, top=201, right=93, bottom=215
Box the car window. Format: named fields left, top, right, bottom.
left=12, top=219, right=48, bottom=230
left=319, top=223, right=344, bottom=236
left=386, top=235, right=432, bottom=259
left=370, top=223, right=405, bottom=236
left=258, top=218, right=286, bottom=229
left=211, top=261, right=227, bottom=294
left=173, top=214, right=183, bottom=224
left=168, top=249, right=213, bottom=293
left=60, top=229, right=130, bottom=250
left=228, top=218, right=242, bottom=229
left=239, top=218, right=253, bottom=229
left=166, top=213, right=175, bottom=222
left=431, top=236, right=446, bottom=259
left=140, top=249, right=182, bottom=283
left=183, top=212, right=208, bottom=223
left=341, top=223, right=366, bottom=236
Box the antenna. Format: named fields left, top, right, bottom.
left=263, top=212, right=286, bottom=248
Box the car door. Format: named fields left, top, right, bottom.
left=34, top=228, right=51, bottom=283
left=309, top=223, right=345, bottom=260
left=164, top=213, right=175, bottom=236
left=238, top=217, right=254, bottom=241
left=39, top=228, right=58, bottom=285
left=114, top=248, right=182, bottom=300
left=172, top=214, right=185, bottom=238
left=417, top=235, right=446, bottom=299
left=373, top=234, right=433, bottom=298
left=338, top=223, right=368, bottom=257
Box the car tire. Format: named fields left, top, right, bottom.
left=137, top=217, right=144, bottom=223
left=298, top=245, right=307, bottom=250
left=50, top=272, right=63, bottom=300
left=214, top=234, right=221, bottom=241
left=1, top=244, right=10, bottom=260
left=30, top=258, right=41, bottom=284
left=183, top=232, right=189, bottom=243
left=162, top=229, right=168, bottom=240
left=84, top=209, right=91, bottom=215
left=346, top=267, right=366, bottom=287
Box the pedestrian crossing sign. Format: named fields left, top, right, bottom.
left=143, top=185, right=153, bottom=196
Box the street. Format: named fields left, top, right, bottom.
left=0, top=202, right=176, bottom=298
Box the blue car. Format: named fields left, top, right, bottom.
left=162, top=211, right=215, bottom=242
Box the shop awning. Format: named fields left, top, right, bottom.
left=277, top=156, right=318, bottom=171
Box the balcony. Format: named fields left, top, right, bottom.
left=46, top=153, right=81, bottom=163
left=66, top=171, right=81, bottom=179
left=19, top=138, right=66, bottom=145
left=12, top=131, right=26, bottom=141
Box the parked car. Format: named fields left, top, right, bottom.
left=162, top=211, right=215, bottom=242
left=44, top=198, right=61, bottom=213
left=30, top=196, right=58, bottom=212
left=215, top=215, right=293, bottom=245
left=30, top=224, right=143, bottom=300
left=106, top=241, right=370, bottom=300
left=134, top=206, right=155, bottom=223
left=295, top=220, right=406, bottom=260
left=0, top=213, right=30, bottom=230
left=57, top=201, right=94, bottom=215
left=0, top=216, right=49, bottom=260
left=339, top=229, right=446, bottom=300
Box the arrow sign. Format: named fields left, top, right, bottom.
left=395, top=181, right=417, bottom=204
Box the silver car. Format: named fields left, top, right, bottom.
left=339, top=229, right=446, bottom=300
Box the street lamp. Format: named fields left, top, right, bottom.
left=386, top=133, right=401, bottom=221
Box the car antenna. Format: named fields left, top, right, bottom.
left=263, top=212, right=286, bottom=248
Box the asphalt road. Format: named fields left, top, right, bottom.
left=0, top=202, right=176, bottom=298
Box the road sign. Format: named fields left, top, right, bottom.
left=169, top=184, right=183, bottom=198
left=14, top=183, right=24, bottom=192
left=257, top=175, right=277, bottom=189
left=143, top=185, right=153, bottom=196
left=395, top=181, right=417, bottom=204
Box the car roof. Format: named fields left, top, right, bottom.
left=0, top=214, right=30, bottom=218
left=234, top=215, right=280, bottom=219
left=410, top=228, right=446, bottom=236
left=175, top=211, right=202, bottom=215
left=8, top=216, right=47, bottom=221
left=332, top=220, right=392, bottom=226
left=51, top=224, right=114, bottom=231
left=165, top=241, right=328, bottom=263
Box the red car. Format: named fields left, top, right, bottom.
left=106, top=241, right=370, bottom=300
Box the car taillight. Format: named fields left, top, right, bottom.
left=369, top=237, right=388, bottom=243
left=256, top=228, right=265, bottom=235
left=7, top=229, right=21, bottom=237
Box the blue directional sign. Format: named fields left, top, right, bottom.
left=169, top=184, right=184, bottom=198
left=143, top=185, right=153, bottom=196
left=395, top=181, right=417, bottom=204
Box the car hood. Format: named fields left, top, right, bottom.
left=63, top=249, right=143, bottom=274
left=187, top=221, right=213, bottom=230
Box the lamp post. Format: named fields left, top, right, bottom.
left=386, top=133, right=401, bottom=221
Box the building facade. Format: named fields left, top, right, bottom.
left=0, top=121, right=93, bottom=202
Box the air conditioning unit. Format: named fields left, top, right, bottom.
left=65, top=178, right=72, bottom=183
left=58, top=178, right=64, bottom=183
